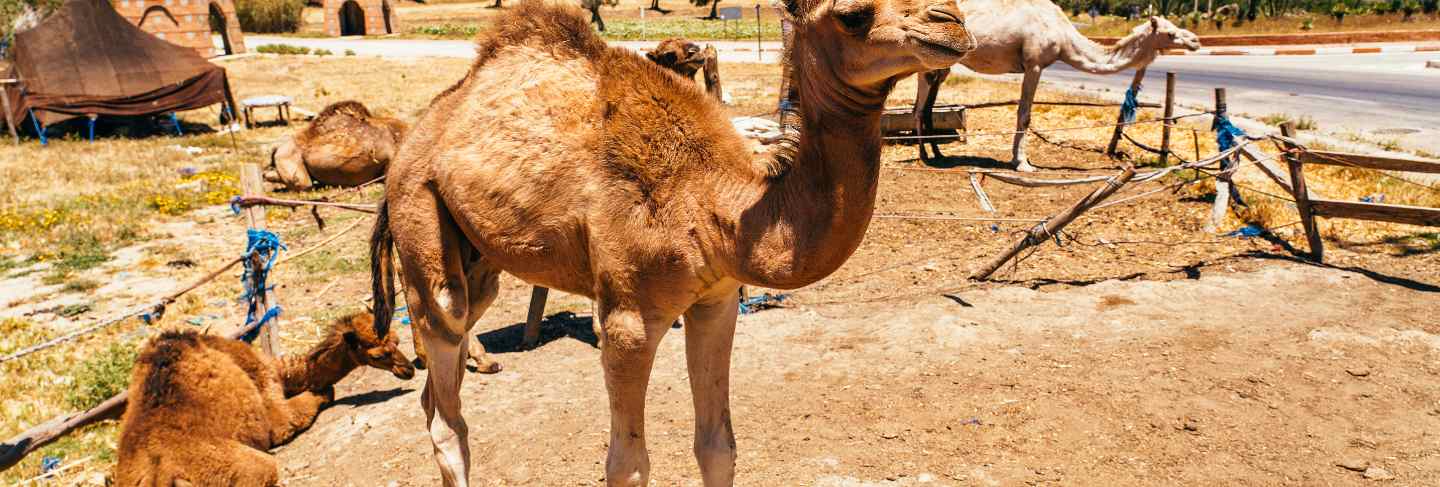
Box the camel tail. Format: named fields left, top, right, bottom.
left=370, top=200, right=396, bottom=339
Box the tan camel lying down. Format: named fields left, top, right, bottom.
left=113, top=313, right=414, bottom=486
left=267, top=101, right=408, bottom=191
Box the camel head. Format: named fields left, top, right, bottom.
left=334, top=312, right=416, bottom=380
left=783, top=0, right=975, bottom=88
left=647, top=38, right=705, bottom=78
left=1144, top=16, right=1201, bottom=52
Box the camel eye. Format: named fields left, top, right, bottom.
left=835, top=9, right=873, bottom=33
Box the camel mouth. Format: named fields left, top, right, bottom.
left=913, top=36, right=971, bottom=62
left=393, top=366, right=416, bottom=380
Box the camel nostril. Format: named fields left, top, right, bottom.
left=926, top=6, right=963, bottom=24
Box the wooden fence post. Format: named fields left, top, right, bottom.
left=1207, top=87, right=1232, bottom=233
left=240, top=164, right=280, bottom=356
left=1279, top=122, right=1323, bottom=261
left=1105, top=67, right=1147, bottom=158
left=702, top=45, right=723, bottom=103
left=972, top=166, right=1138, bottom=280
left=523, top=286, right=548, bottom=349
left=1160, top=72, right=1175, bottom=166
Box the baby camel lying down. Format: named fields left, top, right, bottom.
left=113, top=313, right=414, bottom=487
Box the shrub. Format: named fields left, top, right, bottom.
left=1330, top=3, right=1348, bottom=23
left=256, top=43, right=311, bottom=55
left=313, top=48, right=333, bottom=56
left=235, top=0, right=304, bottom=33
left=344, top=49, right=356, bottom=56
left=66, top=341, right=138, bottom=411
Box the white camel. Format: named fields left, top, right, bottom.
left=913, top=1, right=1200, bottom=170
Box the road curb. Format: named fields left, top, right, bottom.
left=1165, top=44, right=1440, bottom=56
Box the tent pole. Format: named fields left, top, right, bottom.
left=28, top=108, right=46, bottom=146
left=0, top=83, right=18, bottom=145
left=87, top=114, right=97, bottom=142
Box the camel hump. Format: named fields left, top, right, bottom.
left=473, top=1, right=607, bottom=66
left=135, top=331, right=204, bottom=410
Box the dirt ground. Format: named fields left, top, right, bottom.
left=4, top=54, right=1440, bottom=485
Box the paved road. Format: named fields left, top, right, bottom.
left=1029, top=52, right=1440, bottom=155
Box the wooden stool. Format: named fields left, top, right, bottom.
left=240, top=95, right=293, bottom=128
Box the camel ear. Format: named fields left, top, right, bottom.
left=1150, top=16, right=1161, bottom=31
left=651, top=50, right=677, bottom=67
left=342, top=331, right=361, bottom=348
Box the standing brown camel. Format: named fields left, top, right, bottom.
left=113, top=313, right=414, bottom=486
left=368, top=1, right=972, bottom=485
left=911, top=0, right=1199, bottom=170
left=267, top=101, right=408, bottom=191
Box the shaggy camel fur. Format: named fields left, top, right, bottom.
left=368, top=1, right=972, bottom=485
left=912, top=1, right=1199, bottom=170
left=113, top=313, right=414, bottom=486
left=267, top=101, right=408, bottom=191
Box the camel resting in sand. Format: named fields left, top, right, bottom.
left=267, top=101, right=408, bottom=191
left=912, top=0, right=1199, bottom=170
left=113, top=313, right=414, bottom=486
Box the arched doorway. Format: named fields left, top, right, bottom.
left=339, top=1, right=366, bottom=36
left=381, top=0, right=393, bottom=34
left=208, top=3, right=234, bottom=56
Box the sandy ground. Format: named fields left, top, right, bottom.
left=273, top=262, right=1440, bottom=486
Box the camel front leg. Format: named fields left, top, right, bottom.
left=683, top=291, right=740, bottom=486
left=914, top=68, right=950, bottom=163
left=1011, top=65, right=1043, bottom=172
left=597, top=304, right=672, bottom=487
left=269, top=388, right=332, bottom=447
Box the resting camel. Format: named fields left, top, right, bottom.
left=367, top=1, right=973, bottom=485
left=912, top=1, right=1199, bottom=170
left=113, top=313, right=414, bottom=486
left=267, top=101, right=408, bottom=191
left=646, top=38, right=723, bottom=101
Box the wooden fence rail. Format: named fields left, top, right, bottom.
left=1276, top=122, right=1440, bottom=261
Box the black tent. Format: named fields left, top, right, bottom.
left=1, top=0, right=238, bottom=133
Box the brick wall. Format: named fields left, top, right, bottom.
left=322, top=0, right=395, bottom=37
left=112, top=0, right=247, bottom=57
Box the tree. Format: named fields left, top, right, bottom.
left=693, top=0, right=722, bottom=20
left=581, top=0, right=618, bottom=31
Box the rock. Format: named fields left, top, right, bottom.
left=1362, top=466, right=1394, bottom=480
left=1336, top=459, right=1369, bottom=472
left=1346, top=367, right=1371, bottom=377
left=917, top=473, right=936, bottom=483
left=880, top=431, right=900, bottom=439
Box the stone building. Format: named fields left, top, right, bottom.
left=111, top=0, right=246, bottom=57
left=322, top=0, right=396, bottom=37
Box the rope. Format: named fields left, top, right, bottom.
left=239, top=229, right=287, bottom=343
left=230, top=196, right=377, bottom=215
left=883, top=112, right=1212, bottom=141
left=1213, top=112, right=1246, bottom=153
left=1119, top=85, right=1140, bottom=124
left=873, top=213, right=1047, bottom=222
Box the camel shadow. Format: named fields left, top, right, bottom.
left=333, top=387, right=414, bottom=408
left=476, top=311, right=598, bottom=354
left=914, top=154, right=1100, bottom=172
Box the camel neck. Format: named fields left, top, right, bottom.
left=1061, top=28, right=1155, bottom=74
left=280, top=335, right=357, bottom=396
left=722, top=36, right=887, bottom=289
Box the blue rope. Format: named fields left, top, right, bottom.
left=1119, top=85, right=1140, bottom=124
left=28, top=108, right=46, bottom=146
left=739, top=293, right=787, bottom=315
left=229, top=196, right=244, bottom=215
left=169, top=113, right=183, bottom=136
left=1212, top=112, right=1246, bottom=152
left=87, top=116, right=96, bottom=142
left=239, top=229, right=287, bottom=342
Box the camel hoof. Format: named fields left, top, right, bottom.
left=412, top=358, right=427, bottom=370
left=469, top=359, right=504, bottom=374
left=1012, top=160, right=1038, bottom=172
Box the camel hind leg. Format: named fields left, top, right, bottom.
left=914, top=68, right=950, bottom=163
left=153, top=440, right=281, bottom=487
left=408, top=254, right=503, bottom=374
left=1010, top=65, right=1042, bottom=172
left=391, top=188, right=486, bottom=487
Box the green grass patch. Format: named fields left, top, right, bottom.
left=66, top=341, right=139, bottom=411
left=600, top=18, right=781, bottom=41
left=410, top=23, right=480, bottom=38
